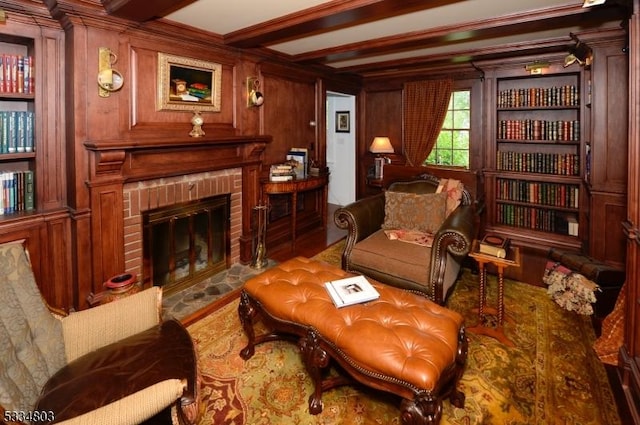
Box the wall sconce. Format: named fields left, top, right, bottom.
left=247, top=77, right=264, bottom=107
left=97, top=47, right=124, bottom=97
left=369, top=137, right=394, bottom=179
left=525, top=61, right=550, bottom=75
left=564, top=33, right=592, bottom=68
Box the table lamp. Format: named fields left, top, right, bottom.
left=369, top=137, right=394, bottom=179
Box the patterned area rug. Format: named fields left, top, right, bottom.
left=187, top=245, right=620, bottom=424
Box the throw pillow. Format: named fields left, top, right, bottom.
left=382, top=191, right=447, bottom=234
left=436, top=178, right=464, bottom=216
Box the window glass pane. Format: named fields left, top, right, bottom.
left=442, top=111, right=453, bottom=129
left=453, top=110, right=470, bottom=129
left=453, top=91, right=470, bottom=109
left=425, top=89, right=471, bottom=168
left=437, top=131, right=453, bottom=148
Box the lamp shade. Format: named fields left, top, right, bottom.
left=369, top=137, right=394, bottom=154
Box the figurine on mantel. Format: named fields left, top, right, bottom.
left=190, top=110, right=205, bottom=137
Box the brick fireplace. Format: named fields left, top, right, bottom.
left=83, top=136, right=269, bottom=308
left=123, top=169, right=242, bottom=293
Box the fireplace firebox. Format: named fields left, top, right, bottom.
left=143, top=194, right=230, bottom=295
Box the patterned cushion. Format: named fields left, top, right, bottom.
left=0, top=241, right=66, bottom=413
left=382, top=190, right=447, bottom=234
left=436, top=178, right=464, bottom=216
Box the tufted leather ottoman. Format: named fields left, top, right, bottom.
left=238, top=257, right=467, bottom=425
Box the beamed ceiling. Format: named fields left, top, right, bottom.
left=101, top=0, right=630, bottom=77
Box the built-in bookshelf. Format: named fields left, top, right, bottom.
left=485, top=66, right=585, bottom=249
left=0, top=38, right=36, bottom=216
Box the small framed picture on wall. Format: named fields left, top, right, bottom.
left=335, top=111, right=350, bottom=133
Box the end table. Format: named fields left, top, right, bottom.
left=467, top=239, right=521, bottom=347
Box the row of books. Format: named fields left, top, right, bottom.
left=497, top=119, right=580, bottom=142
left=496, top=204, right=578, bottom=236
left=0, top=170, right=34, bottom=215
left=497, top=151, right=579, bottom=176
left=497, top=85, right=579, bottom=108
left=0, top=54, right=34, bottom=95
left=0, top=111, right=35, bottom=154
left=496, top=179, right=579, bottom=209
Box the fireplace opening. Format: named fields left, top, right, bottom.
left=143, top=194, right=230, bottom=295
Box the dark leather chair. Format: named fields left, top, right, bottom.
left=0, top=241, right=200, bottom=425
left=334, top=174, right=477, bottom=304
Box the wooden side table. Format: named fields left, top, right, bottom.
left=467, top=240, right=521, bottom=347
left=260, top=174, right=329, bottom=251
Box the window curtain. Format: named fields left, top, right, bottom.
left=403, top=79, right=453, bottom=166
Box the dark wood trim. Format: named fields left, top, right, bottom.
left=100, top=0, right=188, bottom=21
left=292, top=4, right=620, bottom=64
left=224, top=0, right=467, bottom=48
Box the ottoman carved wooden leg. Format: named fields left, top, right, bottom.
left=399, top=327, right=468, bottom=425
left=299, top=329, right=330, bottom=414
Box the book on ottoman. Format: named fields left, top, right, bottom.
left=324, top=275, right=379, bottom=308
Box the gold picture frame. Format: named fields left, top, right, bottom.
left=157, top=53, right=222, bottom=112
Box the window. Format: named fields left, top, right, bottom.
left=425, top=90, right=470, bottom=168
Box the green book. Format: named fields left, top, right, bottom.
left=24, top=170, right=34, bottom=211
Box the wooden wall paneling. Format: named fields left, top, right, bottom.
left=621, top=1, right=640, bottom=422
left=589, top=191, right=627, bottom=269
left=43, top=212, right=73, bottom=311
left=37, top=27, right=67, bottom=211
left=260, top=70, right=317, bottom=166
left=587, top=35, right=629, bottom=266
left=360, top=88, right=403, bottom=198
left=589, top=39, right=629, bottom=193
left=89, top=182, right=125, bottom=302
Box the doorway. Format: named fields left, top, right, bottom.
left=326, top=91, right=356, bottom=206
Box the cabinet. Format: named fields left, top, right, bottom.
left=484, top=64, right=586, bottom=250
left=0, top=11, right=70, bottom=311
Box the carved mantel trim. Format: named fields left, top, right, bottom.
left=84, top=135, right=271, bottom=181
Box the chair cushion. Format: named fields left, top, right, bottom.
left=382, top=191, right=447, bottom=233
left=351, top=229, right=431, bottom=286
left=0, top=241, right=66, bottom=413
left=35, top=319, right=195, bottom=423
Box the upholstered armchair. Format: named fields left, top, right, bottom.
left=0, top=241, right=200, bottom=425
left=334, top=174, right=477, bottom=304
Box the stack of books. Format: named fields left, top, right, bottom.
left=187, top=83, right=211, bottom=100
left=478, top=234, right=511, bottom=258
left=269, top=164, right=295, bottom=181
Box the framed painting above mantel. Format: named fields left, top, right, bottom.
left=156, top=53, right=222, bottom=112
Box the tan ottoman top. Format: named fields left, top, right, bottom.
left=244, top=257, right=465, bottom=392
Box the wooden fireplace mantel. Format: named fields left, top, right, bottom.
left=84, top=135, right=271, bottom=181
left=81, top=135, right=271, bottom=309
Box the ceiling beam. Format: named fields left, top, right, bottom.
left=224, top=0, right=465, bottom=48
left=101, top=0, right=196, bottom=21
left=291, top=4, right=626, bottom=65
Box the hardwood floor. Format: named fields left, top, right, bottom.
left=268, top=203, right=347, bottom=263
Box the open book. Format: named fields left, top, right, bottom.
left=324, top=275, right=380, bottom=308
